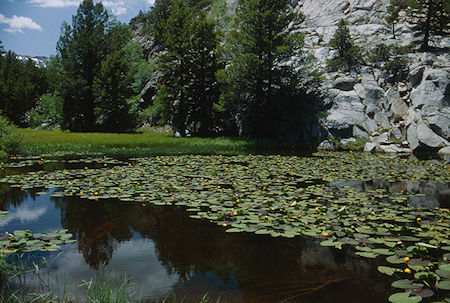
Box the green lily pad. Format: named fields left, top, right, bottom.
left=391, top=280, right=424, bottom=289
left=437, top=280, right=450, bottom=290
left=378, top=266, right=402, bottom=276
left=388, top=292, right=422, bottom=303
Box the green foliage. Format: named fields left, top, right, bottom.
left=155, top=0, right=221, bottom=137
left=0, top=51, right=48, bottom=127
left=57, top=0, right=143, bottom=132
left=82, top=270, right=134, bottom=303
left=29, top=92, right=64, bottom=128
left=385, top=0, right=408, bottom=38
left=0, top=116, right=22, bottom=159
left=338, top=138, right=370, bottom=152
left=219, top=0, right=309, bottom=138
left=367, top=43, right=409, bottom=80
left=327, top=19, right=363, bottom=72
left=406, top=0, right=449, bottom=50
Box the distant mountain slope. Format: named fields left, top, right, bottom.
left=16, top=55, right=49, bottom=68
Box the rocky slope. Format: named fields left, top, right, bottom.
left=293, top=0, right=449, bottom=156
left=135, top=0, right=449, bottom=155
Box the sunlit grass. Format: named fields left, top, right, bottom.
left=19, top=128, right=248, bottom=156
left=18, top=128, right=298, bottom=157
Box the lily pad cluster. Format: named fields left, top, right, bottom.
left=0, top=152, right=449, bottom=301
left=0, top=228, right=75, bottom=254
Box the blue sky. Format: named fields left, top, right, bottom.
left=0, top=0, right=155, bottom=57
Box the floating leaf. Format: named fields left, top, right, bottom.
left=378, top=266, right=402, bottom=276
left=437, top=280, right=450, bottom=290
left=392, top=280, right=424, bottom=289
left=388, top=292, right=422, bottom=303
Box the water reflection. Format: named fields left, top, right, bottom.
left=1, top=186, right=391, bottom=302
left=330, top=179, right=450, bottom=208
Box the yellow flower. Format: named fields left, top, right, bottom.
left=404, top=268, right=411, bottom=274
left=403, top=257, right=410, bottom=262
left=94, top=192, right=98, bottom=195
left=222, top=223, right=227, bottom=227
left=236, top=199, right=240, bottom=203
left=321, top=232, right=329, bottom=237
left=416, top=217, right=421, bottom=222
left=233, top=212, right=238, bottom=216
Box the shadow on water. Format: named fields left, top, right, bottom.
left=0, top=186, right=394, bottom=303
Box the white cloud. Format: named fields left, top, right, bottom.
left=147, top=0, right=155, bottom=5
left=27, top=0, right=81, bottom=7
left=0, top=13, right=42, bottom=33
left=103, top=0, right=127, bottom=15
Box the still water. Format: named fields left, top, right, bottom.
left=0, top=186, right=398, bottom=302
left=0, top=155, right=448, bottom=303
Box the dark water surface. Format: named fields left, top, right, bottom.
left=0, top=186, right=397, bottom=302
left=0, top=156, right=448, bottom=303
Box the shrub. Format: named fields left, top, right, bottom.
left=0, top=115, right=22, bottom=158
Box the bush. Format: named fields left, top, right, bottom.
left=0, top=116, right=22, bottom=158
left=29, top=92, right=64, bottom=128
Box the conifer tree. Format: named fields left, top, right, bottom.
left=57, top=0, right=139, bottom=132
left=407, top=0, right=449, bottom=50
left=327, top=19, right=363, bottom=72
left=57, top=0, right=110, bottom=131
left=385, top=0, right=407, bottom=39
left=155, top=0, right=220, bottom=136
left=0, top=51, right=47, bottom=127
left=219, top=0, right=306, bottom=138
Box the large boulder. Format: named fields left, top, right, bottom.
left=391, top=99, right=409, bottom=121
left=438, top=146, right=450, bottom=161
left=324, top=91, right=366, bottom=137
left=363, top=84, right=385, bottom=115
left=421, top=106, right=450, bottom=140
left=332, top=77, right=356, bottom=91
left=407, top=122, right=419, bottom=151
left=410, top=68, right=449, bottom=110
left=408, top=65, right=425, bottom=88
left=416, top=121, right=448, bottom=150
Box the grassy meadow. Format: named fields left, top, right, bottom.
left=18, top=128, right=274, bottom=157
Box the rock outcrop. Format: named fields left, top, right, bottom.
left=296, top=0, right=450, bottom=154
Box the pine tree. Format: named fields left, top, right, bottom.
left=385, top=0, right=408, bottom=39
left=155, top=0, right=220, bottom=136
left=327, top=19, right=363, bottom=72
left=219, top=0, right=306, bottom=138
left=57, top=0, right=109, bottom=131
left=57, top=0, right=139, bottom=132
left=185, top=13, right=221, bottom=136
left=0, top=51, right=47, bottom=127
left=407, top=0, right=449, bottom=50
left=94, top=24, right=137, bottom=132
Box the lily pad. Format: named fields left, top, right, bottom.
left=388, top=292, right=422, bottom=303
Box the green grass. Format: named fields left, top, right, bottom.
left=1, top=255, right=219, bottom=303
left=18, top=128, right=301, bottom=157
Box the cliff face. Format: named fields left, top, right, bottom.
left=291, top=0, right=449, bottom=154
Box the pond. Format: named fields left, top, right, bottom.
left=0, top=153, right=449, bottom=302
